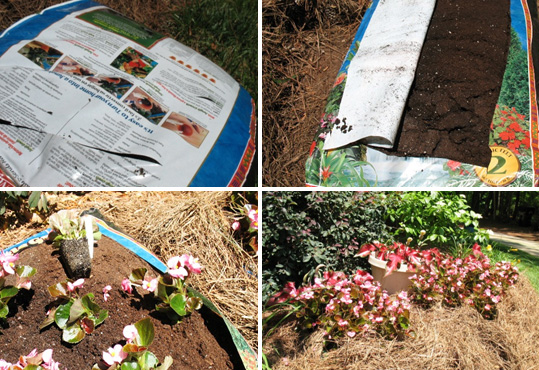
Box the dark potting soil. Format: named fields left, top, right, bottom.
left=380, top=0, right=511, bottom=167
left=0, top=236, right=238, bottom=370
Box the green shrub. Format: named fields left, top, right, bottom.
left=262, top=191, right=392, bottom=304
left=386, top=192, right=489, bottom=254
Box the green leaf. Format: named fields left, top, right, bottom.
left=0, top=286, right=18, bottom=300
left=121, top=361, right=142, bottom=370
left=129, top=268, right=148, bottom=284
left=55, top=301, right=73, bottom=329
left=27, top=191, right=42, bottom=209
left=40, top=306, right=58, bottom=329
left=81, top=293, right=101, bottom=315
left=94, top=309, right=109, bottom=326
left=134, top=317, right=154, bottom=347
left=15, top=265, right=37, bottom=278
left=141, top=351, right=159, bottom=369
left=62, top=322, right=86, bottom=343
left=0, top=302, right=8, bottom=318
left=156, top=280, right=170, bottom=303
left=170, top=294, right=187, bottom=317
left=156, top=356, right=174, bottom=370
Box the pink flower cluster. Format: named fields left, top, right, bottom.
left=167, top=254, right=202, bottom=280
left=0, top=250, right=33, bottom=290
left=0, top=349, right=63, bottom=370
left=282, top=270, right=412, bottom=339
left=410, top=244, right=519, bottom=319
left=0, top=251, right=18, bottom=278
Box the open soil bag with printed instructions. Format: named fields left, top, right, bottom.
left=0, top=216, right=257, bottom=370
left=306, top=0, right=539, bottom=187
left=0, top=0, right=256, bottom=187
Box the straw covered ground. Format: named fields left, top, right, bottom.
left=0, top=191, right=258, bottom=352
left=264, top=276, right=539, bottom=369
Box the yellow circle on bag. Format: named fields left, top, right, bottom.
left=475, top=146, right=521, bottom=186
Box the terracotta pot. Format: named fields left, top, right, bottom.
left=368, top=253, right=415, bottom=295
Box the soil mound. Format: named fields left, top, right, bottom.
left=0, top=236, right=238, bottom=370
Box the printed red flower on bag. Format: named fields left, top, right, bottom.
left=490, top=105, right=530, bottom=156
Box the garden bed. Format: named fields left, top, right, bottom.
left=264, top=277, right=539, bottom=369
left=0, top=236, right=240, bottom=369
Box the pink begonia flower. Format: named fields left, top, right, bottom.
left=103, top=285, right=112, bottom=302
left=123, top=325, right=138, bottom=343
left=142, top=278, right=158, bottom=292
left=103, top=344, right=128, bottom=366
left=42, top=349, right=53, bottom=363
left=0, top=250, right=18, bottom=276
left=183, top=255, right=202, bottom=275
left=346, top=331, right=357, bottom=338
left=248, top=208, right=258, bottom=230
left=231, top=221, right=241, bottom=231
left=121, top=278, right=133, bottom=294
left=0, top=360, right=12, bottom=370
left=67, top=278, right=85, bottom=292
left=167, top=256, right=189, bottom=279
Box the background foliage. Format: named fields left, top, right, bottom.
left=262, top=191, right=392, bottom=304
left=386, top=192, right=489, bottom=252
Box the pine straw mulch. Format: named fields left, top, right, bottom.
left=264, top=276, right=539, bottom=369
left=0, top=0, right=185, bottom=38
left=262, top=0, right=370, bottom=187
left=0, top=191, right=258, bottom=352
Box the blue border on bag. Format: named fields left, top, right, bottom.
left=189, top=86, right=253, bottom=187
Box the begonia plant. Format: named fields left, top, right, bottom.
left=122, top=255, right=203, bottom=322
left=231, top=202, right=258, bottom=252
left=356, top=238, right=427, bottom=276
left=92, top=318, right=173, bottom=370
left=410, top=244, right=519, bottom=319
left=0, top=250, right=36, bottom=322
left=48, top=209, right=101, bottom=246
left=40, top=278, right=108, bottom=343
left=0, top=348, right=63, bottom=370
left=266, top=270, right=413, bottom=340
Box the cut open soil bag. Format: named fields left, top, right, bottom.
left=306, top=0, right=539, bottom=187
left=0, top=0, right=256, bottom=187
left=0, top=217, right=257, bottom=370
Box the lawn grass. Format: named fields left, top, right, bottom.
left=488, top=241, right=539, bottom=293
left=171, top=0, right=258, bottom=101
